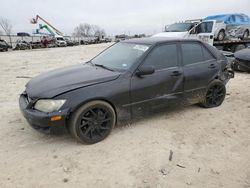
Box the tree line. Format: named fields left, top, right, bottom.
left=72, top=23, right=106, bottom=37
left=0, top=17, right=13, bottom=35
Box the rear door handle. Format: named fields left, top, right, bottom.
left=208, top=64, right=216, bottom=69
left=171, top=71, right=182, bottom=76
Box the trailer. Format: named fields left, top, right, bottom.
left=213, top=39, right=250, bottom=52
left=154, top=18, right=250, bottom=53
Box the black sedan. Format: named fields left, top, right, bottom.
left=19, top=38, right=234, bottom=144
left=231, top=48, right=250, bottom=72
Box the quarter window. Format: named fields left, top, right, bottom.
left=181, top=43, right=203, bottom=65
left=143, top=44, right=178, bottom=70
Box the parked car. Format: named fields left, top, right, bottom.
left=104, top=37, right=112, bottom=42
left=55, top=36, right=67, bottom=47
left=0, top=39, right=11, bottom=51
left=203, top=14, right=250, bottom=40
left=14, top=40, right=30, bottom=50
left=115, top=34, right=130, bottom=42
left=231, top=48, right=250, bottom=72
left=19, top=38, right=234, bottom=144
left=64, top=38, right=74, bottom=46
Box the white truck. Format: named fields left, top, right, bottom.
left=54, top=36, right=67, bottom=47
left=154, top=20, right=250, bottom=52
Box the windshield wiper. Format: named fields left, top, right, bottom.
left=94, top=64, right=114, bottom=71
left=86, top=60, right=94, bottom=66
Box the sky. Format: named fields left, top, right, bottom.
left=0, top=0, right=250, bottom=36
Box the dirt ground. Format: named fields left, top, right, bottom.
left=0, top=44, right=249, bottom=188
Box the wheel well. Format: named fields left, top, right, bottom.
left=66, top=98, right=117, bottom=126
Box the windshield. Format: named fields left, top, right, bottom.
left=165, top=23, right=194, bottom=32
left=91, top=42, right=150, bottom=71
left=57, top=37, right=64, bottom=41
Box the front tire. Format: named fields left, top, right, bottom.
left=200, top=80, right=226, bottom=108
left=69, top=100, right=116, bottom=144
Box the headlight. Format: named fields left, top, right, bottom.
left=34, top=99, right=66, bottom=113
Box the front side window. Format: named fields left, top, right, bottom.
left=91, top=42, right=150, bottom=71
left=181, top=43, right=203, bottom=65
left=196, top=22, right=213, bottom=33
left=143, top=44, right=178, bottom=70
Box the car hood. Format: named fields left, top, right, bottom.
left=152, top=32, right=188, bottom=38
left=26, top=63, right=121, bottom=99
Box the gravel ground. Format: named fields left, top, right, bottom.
left=0, top=44, right=249, bottom=188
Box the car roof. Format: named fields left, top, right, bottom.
left=122, top=37, right=223, bottom=60
left=122, top=37, right=202, bottom=45
left=204, top=13, right=250, bottom=21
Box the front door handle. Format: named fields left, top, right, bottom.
left=208, top=64, right=216, bottom=69
left=171, top=71, right=182, bottom=77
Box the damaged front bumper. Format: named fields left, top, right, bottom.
left=19, top=93, right=68, bottom=134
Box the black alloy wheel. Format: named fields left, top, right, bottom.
left=200, top=80, right=226, bottom=108
left=69, top=101, right=116, bottom=144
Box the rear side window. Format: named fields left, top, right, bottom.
left=203, top=46, right=215, bottom=61
left=181, top=43, right=203, bottom=65
left=143, top=44, right=178, bottom=70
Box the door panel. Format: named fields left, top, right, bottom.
left=130, top=68, right=183, bottom=114
left=183, top=60, right=218, bottom=91
left=181, top=42, right=219, bottom=104
left=129, top=43, right=183, bottom=115
left=189, top=21, right=215, bottom=45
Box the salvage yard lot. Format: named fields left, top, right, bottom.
left=0, top=43, right=250, bottom=188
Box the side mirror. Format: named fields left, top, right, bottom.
left=136, top=65, right=155, bottom=76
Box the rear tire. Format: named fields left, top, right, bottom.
left=242, top=30, right=249, bottom=40
left=200, top=80, right=226, bottom=108
left=69, top=100, right=116, bottom=144
left=217, top=30, right=225, bottom=41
